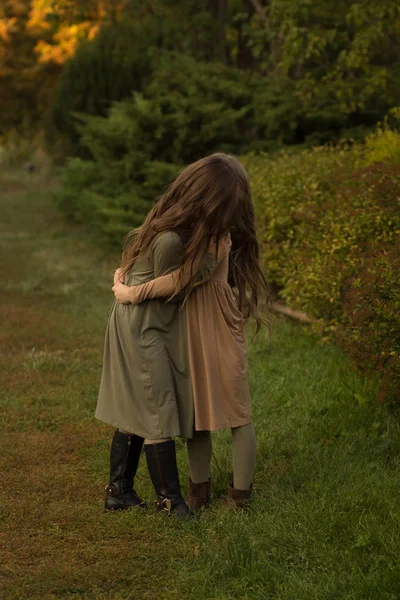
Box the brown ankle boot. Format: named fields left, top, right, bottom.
left=186, top=478, right=211, bottom=511
left=224, top=483, right=253, bottom=508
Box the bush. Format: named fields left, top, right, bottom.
left=54, top=52, right=265, bottom=241
left=341, top=246, right=400, bottom=404
left=363, top=109, right=400, bottom=166
left=247, top=125, right=400, bottom=402
left=55, top=152, right=180, bottom=245
left=243, top=144, right=361, bottom=300
left=46, top=19, right=329, bottom=164
left=45, top=19, right=154, bottom=161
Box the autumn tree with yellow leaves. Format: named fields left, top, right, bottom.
left=0, top=0, right=128, bottom=135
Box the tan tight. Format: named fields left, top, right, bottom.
left=119, top=423, right=256, bottom=490
left=187, top=430, right=212, bottom=483
left=187, top=423, right=256, bottom=491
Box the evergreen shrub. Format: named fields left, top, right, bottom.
left=45, top=20, right=154, bottom=161
left=54, top=53, right=262, bottom=241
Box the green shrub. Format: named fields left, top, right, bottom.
left=341, top=246, right=400, bottom=404
left=364, top=109, right=400, bottom=166
left=55, top=151, right=180, bottom=245
left=54, top=52, right=266, bottom=242
left=243, top=144, right=361, bottom=299
left=283, top=163, right=400, bottom=321
left=247, top=125, right=400, bottom=402
left=45, top=19, right=154, bottom=161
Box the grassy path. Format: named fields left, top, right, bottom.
left=1, top=170, right=400, bottom=599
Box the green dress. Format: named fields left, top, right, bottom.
left=95, top=231, right=217, bottom=439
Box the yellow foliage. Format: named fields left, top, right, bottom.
left=364, top=108, right=400, bottom=166
left=87, top=23, right=99, bottom=41
left=27, top=0, right=53, bottom=33
left=27, top=0, right=111, bottom=65
left=35, top=22, right=100, bottom=64
left=0, top=18, right=17, bottom=41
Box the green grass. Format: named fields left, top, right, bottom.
left=1, top=169, right=400, bottom=599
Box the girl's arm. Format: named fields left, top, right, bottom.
left=127, top=234, right=231, bottom=305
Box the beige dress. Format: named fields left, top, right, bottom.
left=131, top=246, right=252, bottom=431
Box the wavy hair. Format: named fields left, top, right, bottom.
left=120, top=153, right=271, bottom=335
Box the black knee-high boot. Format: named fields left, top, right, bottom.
left=105, top=430, right=146, bottom=510
left=144, top=440, right=192, bottom=520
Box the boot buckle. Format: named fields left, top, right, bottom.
left=156, top=498, right=172, bottom=514
left=105, top=484, right=119, bottom=497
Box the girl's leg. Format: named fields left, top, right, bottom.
left=231, top=422, right=257, bottom=491
left=105, top=429, right=146, bottom=510
left=186, top=430, right=212, bottom=483
left=143, top=437, right=191, bottom=519
left=186, top=430, right=212, bottom=510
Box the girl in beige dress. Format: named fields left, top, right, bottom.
left=98, top=153, right=270, bottom=517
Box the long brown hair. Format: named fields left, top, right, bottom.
left=120, top=153, right=271, bottom=335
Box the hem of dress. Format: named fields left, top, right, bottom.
left=95, top=413, right=187, bottom=440
left=194, top=416, right=253, bottom=432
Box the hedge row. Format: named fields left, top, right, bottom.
left=245, top=127, right=400, bottom=403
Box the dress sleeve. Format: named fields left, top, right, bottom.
left=152, top=231, right=185, bottom=278
left=129, top=232, right=222, bottom=305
